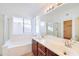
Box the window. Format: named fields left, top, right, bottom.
left=40, top=21, right=45, bottom=27
left=40, top=21, right=46, bottom=34
left=48, top=23, right=53, bottom=32
left=24, top=19, right=31, bottom=34
left=36, top=19, right=40, bottom=34
left=13, top=17, right=23, bottom=35
left=12, top=17, right=31, bottom=35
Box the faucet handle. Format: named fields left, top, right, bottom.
left=65, top=39, right=72, bottom=48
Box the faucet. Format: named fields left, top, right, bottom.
left=65, top=39, right=72, bottom=48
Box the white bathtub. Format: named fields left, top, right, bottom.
left=2, top=35, right=32, bottom=56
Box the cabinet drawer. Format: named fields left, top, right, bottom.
left=38, top=48, right=46, bottom=56
left=38, top=43, right=46, bottom=53
left=46, top=48, right=58, bottom=56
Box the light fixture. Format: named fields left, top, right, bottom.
left=45, top=4, right=55, bottom=13
left=45, top=3, right=63, bottom=13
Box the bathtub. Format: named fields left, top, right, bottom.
left=2, top=35, right=32, bottom=56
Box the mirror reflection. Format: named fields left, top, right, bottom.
left=39, top=4, right=79, bottom=42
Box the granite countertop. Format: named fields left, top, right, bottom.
left=33, top=35, right=79, bottom=56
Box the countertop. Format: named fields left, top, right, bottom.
left=32, top=35, right=79, bottom=56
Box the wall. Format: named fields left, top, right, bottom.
left=0, top=15, right=4, bottom=55
left=3, top=16, right=9, bottom=43
left=0, top=15, right=11, bottom=55
left=75, top=18, right=79, bottom=41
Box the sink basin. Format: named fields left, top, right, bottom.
left=64, top=48, right=79, bottom=56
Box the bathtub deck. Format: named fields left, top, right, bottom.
left=2, top=35, right=33, bottom=56
left=3, top=44, right=32, bottom=56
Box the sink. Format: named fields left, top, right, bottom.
left=64, top=40, right=79, bottom=56
left=64, top=48, right=79, bottom=56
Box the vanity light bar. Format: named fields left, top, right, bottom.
left=45, top=3, right=64, bottom=13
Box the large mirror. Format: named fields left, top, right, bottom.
left=39, top=3, right=79, bottom=42
left=47, top=22, right=61, bottom=37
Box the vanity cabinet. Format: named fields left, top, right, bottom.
left=46, top=48, right=58, bottom=56
left=38, top=43, right=46, bottom=56
left=38, top=48, right=46, bottom=56
left=32, top=39, right=38, bottom=56
left=32, top=39, right=58, bottom=56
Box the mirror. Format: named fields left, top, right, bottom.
left=45, top=18, right=79, bottom=42
left=47, top=23, right=53, bottom=35
left=47, top=22, right=61, bottom=37
left=39, top=4, right=79, bottom=42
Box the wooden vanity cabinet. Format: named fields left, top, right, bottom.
left=32, top=39, right=58, bottom=56
left=38, top=48, right=46, bottom=56
left=38, top=43, right=46, bottom=56
left=46, top=48, right=58, bottom=56
left=32, top=39, right=38, bottom=56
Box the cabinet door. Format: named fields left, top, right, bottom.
left=46, top=48, right=58, bottom=56
left=38, top=43, right=46, bottom=56
left=32, top=39, right=38, bottom=56
left=38, top=43, right=46, bottom=53
left=38, top=48, right=46, bottom=56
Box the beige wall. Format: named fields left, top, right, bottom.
left=75, top=18, right=79, bottom=41
left=0, top=15, right=4, bottom=55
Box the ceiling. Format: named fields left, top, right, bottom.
left=0, top=3, right=52, bottom=19
left=40, top=3, right=79, bottom=23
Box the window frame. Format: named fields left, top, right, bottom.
left=12, top=17, right=32, bottom=35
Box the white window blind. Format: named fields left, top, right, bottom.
left=12, top=17, right=31, bottom=35
left=40, top=21, right=46, bottom=34
left=24, top=19, right=31, bottom=34
left=48, top=23, right=53, bottom=32
left=13, top=17, right=23, bottom=35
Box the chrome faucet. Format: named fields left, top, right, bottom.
left=65, top=39, right=72, bottom=48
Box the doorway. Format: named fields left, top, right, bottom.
left=64, top=20, right=72, bottom=40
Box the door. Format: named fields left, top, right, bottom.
left=64, top=20, right=72, bottom=40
